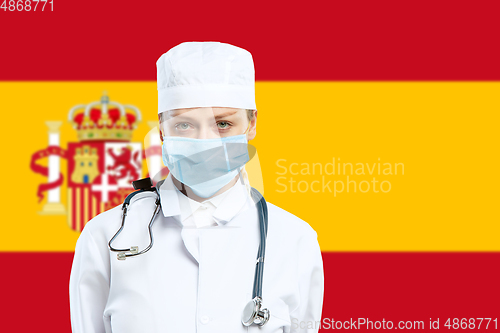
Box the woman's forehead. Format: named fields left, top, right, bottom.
left=164, top=107, right=244, bottom=119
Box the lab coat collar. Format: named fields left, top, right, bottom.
left=159, top=172, right=250, bottom=227
left=212, top=181, right=249, bottom=226
left=159, top=172, right=182, bottom=219
left=177, top=184, right=230, bottom=225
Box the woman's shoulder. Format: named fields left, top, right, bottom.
left=82, top=191, right=159, bottom=237
left=265, top=201, right=318, bottom=240
left=76, top=204, right=123, bottom=248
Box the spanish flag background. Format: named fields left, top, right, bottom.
left=1, top=1, right=500, bottom=331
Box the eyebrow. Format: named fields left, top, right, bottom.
left=165, top=109, right=190, bottom=119
left=164, top=108, right=240, bottom=120
left=214, top=110, right=239, bottom=119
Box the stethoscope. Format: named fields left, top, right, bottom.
left=108, top=177, right=271, bottom=327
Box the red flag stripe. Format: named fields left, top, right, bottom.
left=79, top=187, right=85, bottom=233
left=1, top=0, right=500, bottom=80
left=71, top=188, right=76, bottom=231
left=1, top=252, right=499, bottom=332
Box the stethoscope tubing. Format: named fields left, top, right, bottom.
left=108, top=186, right=161, bottom=259
left=250, top=187, right=268, bottom=300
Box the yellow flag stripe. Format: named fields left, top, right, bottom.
left=0, top=82, right=499, bottom=251
left=75, top=188, right=81, bottom=233
left=92, top=195, right=97, bottom=222
left=83, top=187, right=89, bottom=231
left=67, top=188, right=72, bottom=231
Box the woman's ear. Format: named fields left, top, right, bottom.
left=247, top=110, right=257, bottom=141
left=159, top=126, right=164, bottom=142
left=158, top=113, right=165, bottom=142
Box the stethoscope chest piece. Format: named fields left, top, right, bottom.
left=241, top=296, right=270, bottom=326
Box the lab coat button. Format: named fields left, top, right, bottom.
left=200, top=315, right=210, bottom=324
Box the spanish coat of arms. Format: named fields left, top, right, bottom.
left=30, top=92, right=163, bottom=232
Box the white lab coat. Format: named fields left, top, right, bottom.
left=69, top=174, right=324, bottom=333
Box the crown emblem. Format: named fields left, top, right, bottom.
left=68, top=91, right=142, bottom=141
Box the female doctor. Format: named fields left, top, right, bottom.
left=69, top=41, right=324, bottom=333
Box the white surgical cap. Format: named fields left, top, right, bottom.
left=156, top=41, right=257, bottom=114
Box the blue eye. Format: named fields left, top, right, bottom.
left=176, top=123, right=190, bottom=130
left=217, top=121, right=231, bottom=129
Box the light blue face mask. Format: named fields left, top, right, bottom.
left=162, top=133, right=250, bottom=198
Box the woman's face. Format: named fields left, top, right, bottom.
left=159, top=107, right=256, bottom=140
